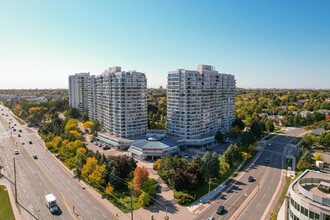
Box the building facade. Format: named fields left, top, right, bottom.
left=68, top=72, right=90, bottom=113
left=167, top=65, right=236, bottom=145
left=285, top=170, right=330, bottom=220
left=88, top=66, right=147, bottom=139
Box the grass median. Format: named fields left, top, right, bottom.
left=0, top=185, right=15, bottom=220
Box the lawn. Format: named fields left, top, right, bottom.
left=291, top=137, right=302, bottom=145
left=0, top=185, right=15, bottom=220
left=97, top=186, right=142, bottom=213
left=13, top=115, right=25, bottom=125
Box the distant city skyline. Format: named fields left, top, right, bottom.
left=1, top=1, right=330, bottom=89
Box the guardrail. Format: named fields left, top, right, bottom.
left=297, top=177, right=330, bottom=206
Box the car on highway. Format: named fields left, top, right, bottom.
left=248, top=176, right=253, bottom=182
left=216, top=205, right=224, bottom=214
left=33, top=155, right=38, bottom=159
left=29, top=141, right=32, bottom=144
left=14, top=149, right=19, bottom=155
left=265, top=158, right=270, bottom=163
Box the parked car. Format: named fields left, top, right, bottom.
left=94, top=142, right=99, bottom=146
left=103, top=146, right=110, bottom=150
left=265, top=158, right=270, bottom=163
left=248, top=176, right=253, bottom=182
left=14, top=149, right=19, bottom=155
left=19, top=130, right=22, bottom=132
left=14, top=124, right=16, bottom=126
left=29, top=141, right=33, bottom=144
left=33, top=155, right=38, bottom=159
left=208, top=217, right=215, bottom=220
left=216, top=205, right=224, bottom=214
left=18, top=134, right=21, bottom=137
left=21, top=142, right=25, bottom=145
left=121, top=154, right=128, bottom=158
left=183, top=155, right=189, bottom=159
left=99, top=144, right=104, bottom=147
left=13, top=129, right=16, bottom=131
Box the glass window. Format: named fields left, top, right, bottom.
left=309, top=211, right=314, bottom=219
left=301, top=206, right=304, bottom=214
left=326, top=215, right=330, bottom=220
left=315, top=213, right=319, bottom=220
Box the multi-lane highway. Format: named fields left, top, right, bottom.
left=196, top=128, right=305, bottom=220
left=0, top=105, right=120, bottom=220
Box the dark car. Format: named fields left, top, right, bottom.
left=18, top=134, right=21, bottom=137
left=13, top=129, right=16, bottom=131
left=33, top=155, right=38, bottom=159
left=29, top=141, right=32, bottom=144
left=19, top=130, right=22, bottom=132
left=103, top=146, right=110, bottom=150
left=248, top=176, right=253, bottom=182
left=216, top=205, right=224, bottom=214
left=265, top=158, right=270, bottom=163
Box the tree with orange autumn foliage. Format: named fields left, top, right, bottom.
left=133, top=166, right=149, bottom=195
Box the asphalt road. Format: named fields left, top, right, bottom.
left=196, top=128, right=306, bottom=220
left=0, top=105, right=118, bottom=220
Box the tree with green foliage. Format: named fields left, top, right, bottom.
left=158, top=154, right=175, bottom=184
left=210, top=152, right=220, bottom=178
left=265, top=119, right=275, bottom=133
left=192, top=154, right=202, bottom=167
left=202, top=151, right=212, bottom=179
left=251, top=121, right=263, bottom=139
left=67, top=107, right=80, bottom=119
left=139, top=192, right=151, bottom=207
left=241, top=132, right=256, bottom=146
left=91, top=119, right=102, bottom=134
left=215, top=131, right=224, bottom=143
left=81, top=111, right=89, bottom=122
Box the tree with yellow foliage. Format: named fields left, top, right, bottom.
left=88, top=164, right=107, bottom=187
left=104, top=183, right=114, bottom=196
left=69, top=130, right=82, bottom=139
left=153, top=159, right=162, bottom=170
left=241, top=152, right=252, bottom=160
left=29, top=107, right=42, bottom=114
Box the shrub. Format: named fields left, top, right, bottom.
left=174, top=190, right=196, bottom=205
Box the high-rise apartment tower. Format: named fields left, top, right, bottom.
left=167, top=65, right=236, bottom=141
left=68, top=72, right=90, bottom=113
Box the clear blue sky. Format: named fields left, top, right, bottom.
left=1, top=0, right=329, bottom=89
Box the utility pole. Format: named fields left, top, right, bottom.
left=14, top=158, right=17, bottom=203
left=130, top=183, right=133, bottom=220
